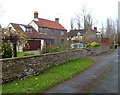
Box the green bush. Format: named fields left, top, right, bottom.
left=49, top=47, right=63, bottom=53
left=86, top=42, right=100, bottom=48
left=41, top=46, right=63, bottom=54
left=2, top=43, right=12, bottom=58
left=41, top=46, right=50, bottom=54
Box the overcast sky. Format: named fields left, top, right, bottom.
left=0, top=0, right=119, bottom=31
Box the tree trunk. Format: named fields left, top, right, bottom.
left=13, top=43, right=17, bottom=57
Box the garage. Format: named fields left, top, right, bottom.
left=24, top=40, right=41, bottom=51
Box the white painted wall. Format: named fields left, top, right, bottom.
left=41, top=39, right=44, bottom=50
left=8, top=24, right=15, bottom=31
left=29, top=21, right=38, bottom=32
left=19, top=25, right=25, bottom=32
left=17, top=45, right=23, bottom=52
left=34, top=18, right=39, bottom=21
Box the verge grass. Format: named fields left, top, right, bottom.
left=17, top=52, right=37, bottom=57
left=2, top=58, right=94, bottom=93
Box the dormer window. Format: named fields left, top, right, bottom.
left=25, top=27, right=32, bottom=32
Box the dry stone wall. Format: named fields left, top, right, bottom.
left=1, top=46, right=110, bottom=84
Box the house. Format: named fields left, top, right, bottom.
left=8, top=12, right=67, bottom=51
left=68, top=27, right=100, bottom=44
left=29, top=12, right=67, bottom=46
left=68, top=29, right=85, bottom=43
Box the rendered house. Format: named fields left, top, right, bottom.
left=8, top=12, right=67, bottom=51
left=68, top=27, right=101, bottom=44
left=68, top=29, right=85, bottom=43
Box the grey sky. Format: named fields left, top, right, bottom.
left=0, top=0, right=119, bottom=31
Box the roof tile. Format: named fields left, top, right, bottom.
left=34, top=18, right=67, bottom=30
left=10, top=23, right=54, bottom=39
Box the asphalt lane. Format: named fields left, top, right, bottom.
left=45, top=49, right=119, bottom=93
left=89, top=49, right=119, bottom=93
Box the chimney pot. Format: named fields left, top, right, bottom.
left=34, top=11, right=38, bottom=19
left=55, top=18, right=59, bottom=23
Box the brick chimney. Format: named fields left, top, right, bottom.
left=34, top=11, right=38, bottom=19
left=55, top=18, right=59, bottom=23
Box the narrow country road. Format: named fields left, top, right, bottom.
left=45, top=48, right=119, bottom=94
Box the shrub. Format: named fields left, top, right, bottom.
left=2, top=43, right=12, bottom=58
left=41, top=46, right=63, bottom=54
left=49, top=47, right=63, bottom=53
left=86, top=42, right=100, bottom=48
left=41, top=46, right=51, bottom=54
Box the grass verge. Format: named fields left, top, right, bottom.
left=17, top=52, right=37, bottom=57
left=1, top=58, right=94, bottom=94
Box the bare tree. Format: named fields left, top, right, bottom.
left=80, top=3, right=93, bottom=30
left=72, top=3, right=93, bottom=30
left=70, top=17, right=74, bottom=30
left=100, top=22, right=105, bottom=38
left=85, top=14, right=93, bottom=30
left=76, top=15, right=81, bottom=30
left=106, top=18, right=117, bottom=43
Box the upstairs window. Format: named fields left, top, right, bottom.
left=25, top=27, right=32, bottom=32
left=39, top=27, right=46, bottom=34
left=61, top=31, right=64, bottom=35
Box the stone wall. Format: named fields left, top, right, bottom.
left=1, top=46, right=110, bottom=84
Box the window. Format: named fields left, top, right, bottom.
left=39, top=27, right=46, bottom=34
left=50, top=29, right=55, bottom=35
left=61, top=39, right=64, bottom=44
left=45, top=39, right=54, bottom=45
left=25, top=27, right=32, bottom=32
left=61, top=31, right=64, bottom=35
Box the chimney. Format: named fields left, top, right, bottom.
left=94, top=27, right=97, bottom=31
left=55, top=18, right=59, bottom=23
left=34, top=11, right=38, bottom=19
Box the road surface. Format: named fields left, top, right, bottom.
left=45, top=49, right=119, bottom=94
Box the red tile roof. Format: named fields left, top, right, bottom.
left=34, top=18, right=67, bottom=31
left=10, top=23, right=54, bottom=39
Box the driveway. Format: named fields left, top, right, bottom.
left=45, top=49, right=119, bottom=93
